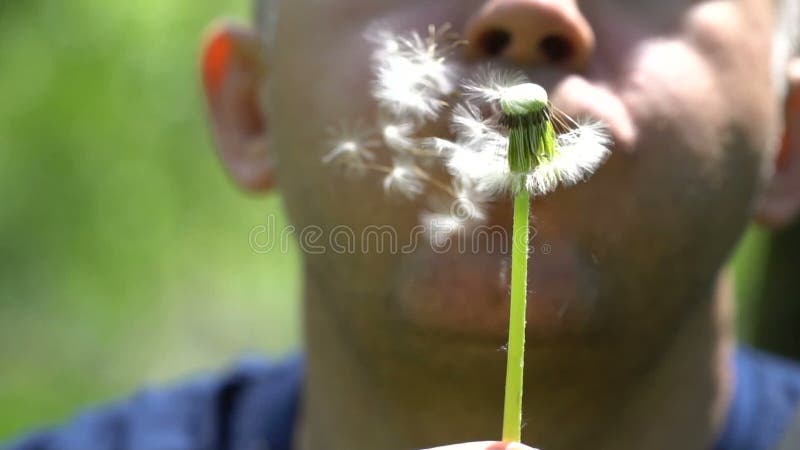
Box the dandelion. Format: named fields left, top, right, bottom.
left=323, top=26, right=612, bottom=447
left=448, top=79, right=611, bottom=198
left=447, top=76, right=610, bottom=444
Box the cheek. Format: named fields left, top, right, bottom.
left=561, top=40, right=765, bottom=327
left=626, top=38, right=725, bottom=133
left=271, top=15, right=376, bottom=227
left=601, top=38, right=764, bottom=277
left=683, top=0, right=779, bottom=154
left=275, top=0, right=472, bottom=123
left=272, top=3, right=477, bottom=230
left=622, top=40, right=733, bottom=196
left=615, top=4, right=779, bottom=223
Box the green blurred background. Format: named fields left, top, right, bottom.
left=0, top=0, right=798, bottom=442
left=0, top=0, right=299, bottom=439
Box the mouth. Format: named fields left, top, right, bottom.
left=447, top=62, right=636, bottom=154
left=386, top=72, right=621, bottom=339
left=346, top=29, right=623, bottom=340
left=392, top=215, right=601, bottom=341
left=547, top=74, right=637, bottom=154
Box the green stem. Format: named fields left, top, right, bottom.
left=502, top=190, right=531, bottom=443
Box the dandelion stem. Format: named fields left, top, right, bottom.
left=502, top=189, right=530, bottom=443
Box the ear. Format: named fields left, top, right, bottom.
left=756, top=58, right=800, bottom=229
left=201, top=21, right=274, bottom=193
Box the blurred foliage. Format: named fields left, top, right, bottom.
left=0, top=0, right=299, bottom=439
left=734, top=226, right=771, bottom=344
left=735, top=222, right=800, bottom=361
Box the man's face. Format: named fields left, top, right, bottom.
left=267, top=0, right=779, bottom=350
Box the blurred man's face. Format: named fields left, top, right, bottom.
left=267, top=0, right=779, bottom=348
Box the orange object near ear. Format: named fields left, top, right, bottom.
left=203, top=31, right=233, bottom=95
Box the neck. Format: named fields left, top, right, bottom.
left=296, top=269, right=735, bottom=450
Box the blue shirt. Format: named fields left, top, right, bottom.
left=5, top=347, right=800, bottom=450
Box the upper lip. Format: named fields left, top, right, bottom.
left=554, top=101, right=634, bottom=154
left=450, top=62, right=636, bottom=153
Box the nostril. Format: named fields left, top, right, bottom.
left=539, top=34, right=573, bottom=64
left=478, top=29, right=512, bottom=56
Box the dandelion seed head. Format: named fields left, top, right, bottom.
left=549, top=121, right=612, bottom=187
left=499, top=83, right=549, bottom=117
left=446, top=86, right=612, bottom=196
left=525, top=165, right=561, bottom=196
left=463, top=67, right=529, bottom=104
left=518, top=121, right=611, bottom=195
left=557, top=120, right=612, bottom=151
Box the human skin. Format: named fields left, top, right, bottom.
left=201, top=1, right=800, bottom=449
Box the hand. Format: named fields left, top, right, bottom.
left=421, top=442, right=538, bottom=450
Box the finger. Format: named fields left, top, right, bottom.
left=420, top=441, right=538, bottom=450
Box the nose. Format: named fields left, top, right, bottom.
left=465, top=0, right=595, bottom=70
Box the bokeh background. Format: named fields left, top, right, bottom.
left=0, top=0, right=798, bottom=441
left=0, top=0, right=299, bottom=439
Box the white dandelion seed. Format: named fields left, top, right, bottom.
left=443, top=103, right=512, bottom=196
left=422, top=136, right=464, bottom=156
left=382, top=121, right=418, bottom=153
left=419, top=179, right=489, bottom=245
left=323, top=121, right=380, bottom=174
left=322, top=140, right=372, bottom=165
left=447, top=145, right=515, bottom=196
left=546, top=121, right=611, bottom=186
left=368, top=28, right=402, bottom=58
left=421, top=211, right=465, bottom=247
left=383, top=159, right=425, bottom=199
left=450, top=103, right=506, bottom=151
left=370, top=27, right=458, bottom=121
